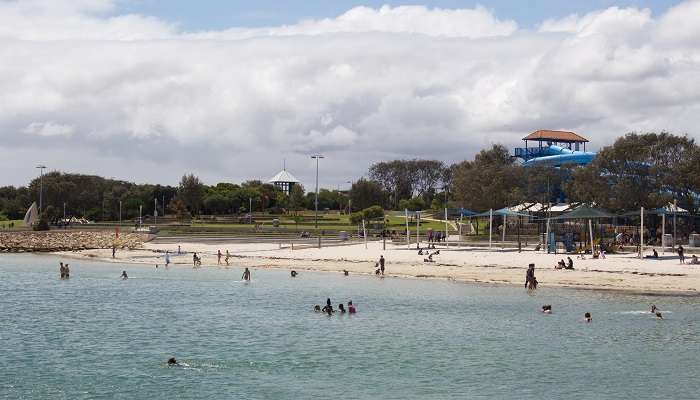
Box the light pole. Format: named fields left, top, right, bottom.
left=36, top=165, right=46, bottom=214
left=311, top=155, right=324, bottom=229
left=119, top=200, right=122, bottom=225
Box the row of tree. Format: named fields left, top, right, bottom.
left=1, top=132, right=697, bottom=224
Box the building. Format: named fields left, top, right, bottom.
left=268, top=169, right=300, bottom=195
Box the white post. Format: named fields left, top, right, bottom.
left=139, top=205, right=142, bottom=227
left=154, top=198, right=158, bottom=225
left=662, top=212, right=666, bottom=254
left=673, top=199, right=677, bottom=249
left=405, top=208, right=410, bottom=249
left=362, top=219, right=367, bottom=249
left=502, top=213, right=506, bottom=249
left=119, top=201, right=122, bottom=225
left=639, top=207, right=644, bottom=258
left=444, top=207, right=449, bottom=248
left=417, top=212, right=421, bottom=249
left=545, top=218, right=550, bottom=253
left=488, top=209, right=493, bottom=250
left=588, top=219, right=594, bottom=255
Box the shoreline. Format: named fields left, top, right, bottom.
left=28, top=240, right=700, bottom=296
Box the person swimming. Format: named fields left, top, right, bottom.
left=64, top=264, right=70, bottom=279
left=338, top=304, right=346, bottom=313
left=167, top=357, right=178, bottom=366
left=314, top=305, right=321, bottom=312
left=242, top=267, right=251, bottom=281
left=322, top=304, right=334, bottom=315
left=541, top=305, right=552, bottom=314
left=655, top=311, right=664, bottom=319
left=343, top=270, right=349, bottom=276
left=121, top=271, right=128, bottom=279
left=59, top=262, right=66, bottom=279
left=651, top=304, right=658, bottom=313
left=348, top=301, right=356, bottom=314
left=584, top=312, right=592, bottom=322
left=291, top=270, right=298, bottom=277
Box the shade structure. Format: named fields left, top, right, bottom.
left=550, top=205, right=616, bottom=220
left=472, top=208, right=531, bottom=218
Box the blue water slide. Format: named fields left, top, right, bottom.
left=522, top=145, right=595, bottom=167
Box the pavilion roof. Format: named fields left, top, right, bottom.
left=268, top=170, right=300, bottom=183
left=523, top=130, right=589, bottom=143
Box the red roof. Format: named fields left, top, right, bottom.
left=523, top=130, right=589, bottom=143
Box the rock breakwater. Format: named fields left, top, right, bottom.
left=0, top=231, right=147, bottom=252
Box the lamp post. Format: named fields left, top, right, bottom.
left=311, top=155, right=324, bottom=229
left=36, top=165, right=46, bottom=214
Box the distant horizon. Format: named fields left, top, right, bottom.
left=1, top=0, right=698, bottom=188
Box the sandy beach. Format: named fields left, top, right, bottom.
left=54, top=239, right=700, bottom=295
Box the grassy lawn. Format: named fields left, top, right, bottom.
left=0, top=220, right=24, bottom=230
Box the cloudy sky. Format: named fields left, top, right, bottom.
left=1, top=0, right=699, bottom=189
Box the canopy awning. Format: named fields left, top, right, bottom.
left=472, top=208, right=532, bottom=218
left=550, top=205, right=616, bottom=220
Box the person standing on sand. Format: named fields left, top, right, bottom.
left=678, top=245, right=685, bottom=264
left=379, top=255, right=385, bottom=275
left=112, top=245, right=116, bottom=259
left=217, top=250, right=222, bottom=265
left=225, top=250, right=230, bottom=266
left=242, top=267, right=251, bottom=281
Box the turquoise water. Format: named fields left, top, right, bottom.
left=1, top=254, right=699, bottom=400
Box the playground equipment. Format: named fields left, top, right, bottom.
left=514, top=130, right=595, bottom=167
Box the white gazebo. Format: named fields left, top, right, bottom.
left=269, top=169, right=300, bottom=195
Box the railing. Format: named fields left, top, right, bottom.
left=514, top=147, right=547, bottom=160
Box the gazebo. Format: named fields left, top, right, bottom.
left=268, top=169, right=300, bottom=195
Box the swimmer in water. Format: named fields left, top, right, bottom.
left=584, top=312, right=592, bottom=322
left=338, top=304, right=346, bottom=313
left=322, top=304, right=334, bottom=315
left=541, top=305, right=552, bottom=314
left=291, top=270, right=298, bottom=277
left=168, top=357, right=178, bottom=366
left=651, top=304, right=657, bottom=313
left=242, top=267, right=251, bottom=281
left=655, top=311, right=664, bottom=319
left=343, top=270, right=349, bottom=276
left=348, top=301, right=356, bottom=314
left=121, top=271, right=128, bottom=279
left=314, top=305, right=321, bottom=312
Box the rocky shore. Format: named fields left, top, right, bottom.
left=0, top=231, right=148, bottom=252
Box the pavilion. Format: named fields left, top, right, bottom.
left=269, top=169, right=300, bottom=195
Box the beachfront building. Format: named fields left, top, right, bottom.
left=268, top=169, right=300, bottom=195
left=514, top=130, right=596, bottom=167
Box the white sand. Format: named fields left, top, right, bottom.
left=56, top=239, right=700, bottom=295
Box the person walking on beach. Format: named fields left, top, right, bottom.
left=112, top=245, right=116, bottom=259
left=379, top=255, right=385, bottom=276
left=242, top=267, right=251, bottom=281
left=225, top=250, right=230, bottom=266
left=678, top=245, right=685, bottom=264
left=217, top=250, right=222, bottom=265
left=525, top=264, right=537, bottom=289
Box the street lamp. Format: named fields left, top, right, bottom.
left=36, top=165, right=47, bottom=214
left=311, top=155, right=325, bottom=229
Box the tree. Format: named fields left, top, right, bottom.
left=289, top=184, right=306, bottom=213
left=451, top=145, right=522, bottom=211
left=167, top=198, right=190, bottom=221
left=178, top=174, right=205, bottom=214
left=350, top=179, right=386, bottom=210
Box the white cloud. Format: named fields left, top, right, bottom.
left=0, top=0, right=699, bottom=187
left=23, top=121, right=74, bottom=137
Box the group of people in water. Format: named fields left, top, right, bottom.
left=314, top=298, right=357, bottom=316
left=59, top=262, right=71, bottom=279
left=541, top=304, right=664, bottom=321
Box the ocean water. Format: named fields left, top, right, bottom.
left=1, top=254, right=699, bottom=400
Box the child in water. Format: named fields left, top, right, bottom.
left=541, top=305, right=552, bottom=314
left=584, top=312, right=592, bottom=322
left=348, top=301, right=356, bottom=314
left=338, top=304, right=346, bottom=313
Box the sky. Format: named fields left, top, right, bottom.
left=0, top=0, right=699, bottom=189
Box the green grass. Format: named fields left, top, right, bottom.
left=0, top=220, right=24, bottom=230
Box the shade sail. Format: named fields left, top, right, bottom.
left=550, top=205, right=616, bottom=220
left=472, top=208, right=532, bottom=218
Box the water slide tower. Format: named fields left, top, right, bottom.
left=514, top=130, right=595, bottom=167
